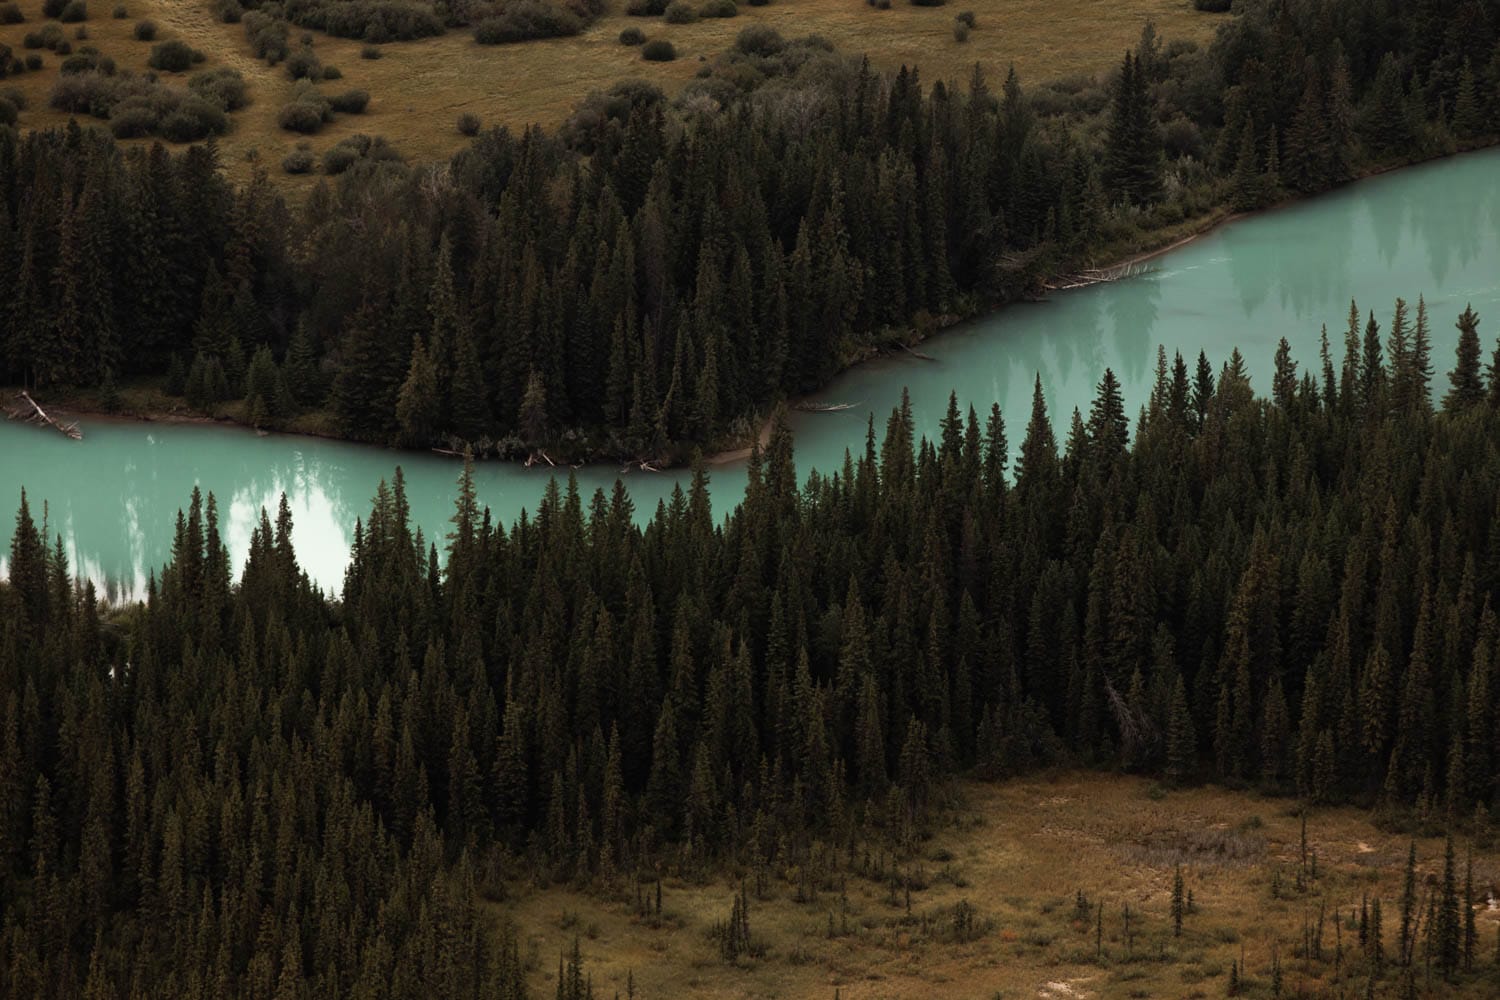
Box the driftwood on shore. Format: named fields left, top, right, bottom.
left=897, top=343, right=938, bottom=362
left=1043, top=260, right=1152, bottom=292
left=6, top=391, right=82, bottom=440
left=794, top=401, right=862, bottom=413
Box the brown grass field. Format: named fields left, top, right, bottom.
left=1, top=0, right=1225, bottom=187
left=496, top=772, right=1500, bottom=999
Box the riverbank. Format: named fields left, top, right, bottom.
left=7, top=139, right=1496, bottom=469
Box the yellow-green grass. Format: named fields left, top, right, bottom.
left=496, top=772, right=1500, bottom=999
left=2, top=0, right=1225, bottom=188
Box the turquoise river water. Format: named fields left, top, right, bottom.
left=3, top=149, right=1499, bottom=598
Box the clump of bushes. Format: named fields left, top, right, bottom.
left=360, top=43, right=382, bottom=58
left=321, top=64, right=341, bottom=79
left=734, top=23, right=781, bottom=55
left=320, top=132, right=401, bottom=174
left=457, top=111, right=480, bottom=135
left=0, top=3, right=24, bottom=23
left=24, top=25, right=67, bottom=50
left=214, top=0, right=243, bottom=22
left=25, top=54, right=42, bottom=70
left=132, top=18, right=156, bottom=40
left=625, top=0, right=667, bottom=12
left=663, top=0, right=696, bottom=22
left=59, top=0, right=87, bottom=23
left=277, top=80, right=331, bottom=132
left=619, top=25, right=644, bottom=45
left=474, top=1, right=581, bottom=44
left=1194, top=0, right=1230, bottom=9
left=148, top=39, right=202, bottom=72
left=641, top=38, right=674, bottom=60
left=243, top=11, right=289, bottom=63
left=188, top=66, right=248, bottom=110
left=327, top=88, right=368, bottom=113
left=42, top=0, right=67, bottom=16
left=289, top=1, right=443, bottom=42
left=281, top=146, right=314, bottom=173
left=60, top=47, right=112, bottom=74
left=699, top=0, right=735, bottom=16
left=0, top=95, right=16, bottom=126
left=284, top=46, right=322, bottom=80
left=50, top=69, right=230, bottom=141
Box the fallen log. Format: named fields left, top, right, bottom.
left=7, top=391, right=82, bottom=440
left=794, top=401, right=862, bottom=413
left=898, top=343, right=938, bottom=362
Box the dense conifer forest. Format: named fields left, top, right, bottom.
left=5, top=308, right=1500, bottom=996
left=2, top=0, right=1497, bottom=457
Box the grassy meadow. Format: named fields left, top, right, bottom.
left=1, top=0, right=1224, bottom=187
left=496, top=772, right=1500, bottom=999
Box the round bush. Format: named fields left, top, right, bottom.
left=641, top=38, right=675, bottom=60
left=321, top=145, right=358, bottom=174
left=360, top=44, right=381, bottom=58
left=328, top=88, right=367, bottom=113
left=734, top=24, right=782, bottom=55
left=952, top=18, right=967, bottom=41
left=42, top=0, right=66, bottom=16
left=321, top=64, right=341, bottom=80
left=624, top=0, right=667, bottom=14
left=149, top=40, right=198, bottom=72
left=0, top=3, right=24, bottom=23
left=214, top=0, right=242, bottom=22
left=189, top=66, right=248, bottom=110
left=54, top=39, right=71, bottom=54
left=745, top=0, right=768, bottom=7
left=2, top=86, right=26, bottom=109
left=456, top=111, right=480, bottom=135
left=75, top=25, right=88, bottom=38
left=25, top=54, right=42, bottom=69
left=699, top=0, right=736, bottom=16
left=281, top=147, right=314, bottom=173
left=663, top=0, right=696, bottom=22
left=954, top=9, right=974, bottom=25
left=59, top=1, right=86, bottom=23
left=133, top=19, right=155, bottom=39
left=112, top=3, right=126, bottom=15
left=0, top=97, right=15, bottom=127
left=277, top=100, right=324, bottom=133
left=619, top=26, right=644, bottom=44
left=108, top=104, right=158, bottom=137
left=284, top=47, right=321, bottom=79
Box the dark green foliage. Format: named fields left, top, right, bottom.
left=619, top=26, right=644, bottom=45
left=457, top=110, right=481, bottom=133
left=664, top=0, right=697, bottom=22
left=42, top=0, right=67, bottom=16
left=0, top=4, right=23, bottom=24
left=281, top=146, right=314, bottom=173
left=1195, top=0, right=1229, bottom=9
left=146, top=39, right=199, bottom=72
left=328, top=87, right=369, bottom=113
left=59, top=0, right=86, bottom=23
left=131, top=17, right=155, bottom=39
left=700, top=0, right=736, bottom=17
left=474, top=2, right=582, bottom=44
left=641, top=38, right=675, bottom=60
left=1104, top=51, right=1162, bottom=205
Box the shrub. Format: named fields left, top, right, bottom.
left=112, top=3, right=126, bottom=15
left=624, top=0, right=667, bottom=14
left=285, top=47, right=321, bottom=79
left=641, top=38, right=674, bottom=60
left=745, top=0, right=767, bottom=7
left=328, top=88, right=367, bottom=113
left=25, top=54, right=42, bottom=69
left=74, top=24, right=87, bottom=37
left=149, top=40, right=199, bottom=72
left=108, top=103, right=157, bottom=137
left=456, top=111, right=480, bottom=135
left=277, top=99, right=325, bottom=132
left=42, top=0, right=67, bottom=16
left=322, top=64, right=341, bottom=79
left=243, top=12, right=288, bottom=63
left=60, top=51, right=98, bottom=73
left=0, top=96, right=15, bottom=126
left=699, top=0, right=735, bottom=15
left=189, top=66, right=248, bottom=110
left=54, top=39, right=71, bottom=54
left=158, top=96, right=226, bottom=141
left=952, top=18, right=967, bottom=41
left=619, top=25, right=644, bottom=44
left=59, top=1, right=86, bottom=23
left=321, top=144, right=359, bottom=174
left=281, top=147, right=314, bottom=173
left=29, top=24, right=65, bottom=49
left=734, top=24, right=782, bottom=56
left=214, top=0, right=242, bottom=22
left=2, top=86, right=26, bottom=109
left=132, top=18, right=156, bottom=40
left=910, top=0, right=945, bottom=7
left=1194, top=0, right=1230, bottom=9
left=663, top=1, right=695, bottom=22
left=293, top=1, right=443, bottom=41
left=321, top=133, right=401, bottom=174
left=473, top=2, right=581, bottom=43
left=954, top=9, right=974, bottom=25
left=0, top=2, right=23, bottom=23
left=360, top=44, right=381, bottom=58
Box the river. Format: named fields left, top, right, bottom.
left=3, top=149, right=1499, bottom=599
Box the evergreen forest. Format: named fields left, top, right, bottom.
left=1, top=0, right=1497, bottom=457
left=6, top=307, right=1500, bottom=996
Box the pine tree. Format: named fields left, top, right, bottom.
left=397, top=337, right=441, bottom=445
left=1444, top=305, right=1484, bottom=412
